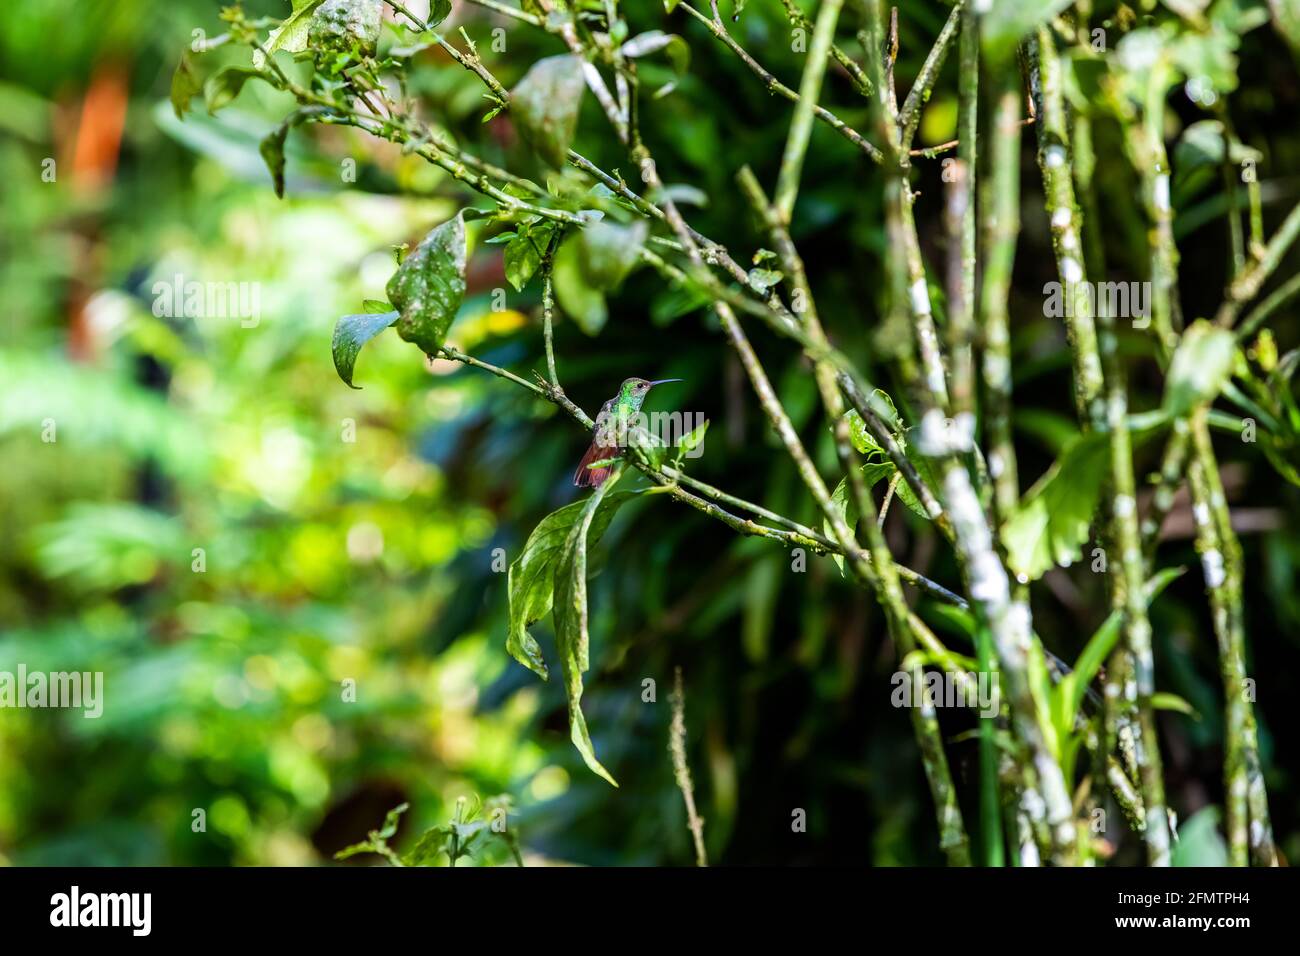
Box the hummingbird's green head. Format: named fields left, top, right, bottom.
left=618, top=377, right=681, bottom=411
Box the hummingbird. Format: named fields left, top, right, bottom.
left=573, top=378, right=683, bottom=488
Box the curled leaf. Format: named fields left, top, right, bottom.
left=331, top=309, right=398, bottom=388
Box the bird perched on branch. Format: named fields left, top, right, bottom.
left=574, top=377, right=682, bottom=488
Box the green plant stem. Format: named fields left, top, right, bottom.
left=898, top=1, right=964, bottom=151
left=668, top=667, right=708, bottom=867
left=1214, top=201, right=1300, bottom=328
left=1029, top=28, right=1104, bottom=428
left=774, top=0, right=844, bottom=222
left=1043, top=27, right=1168, bottom=864
left=1187, top=412, right=1277, bottom=866
left=946, top=5, right=978, bottom=421
left=979, top=64, right=1022, bottom=524
left=778, top=0, right=873, bottom=96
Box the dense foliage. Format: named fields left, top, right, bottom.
left=4, top=0, right=1300, bottom=866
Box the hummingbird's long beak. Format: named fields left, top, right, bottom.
left=648, top=378, right=683, bottom=386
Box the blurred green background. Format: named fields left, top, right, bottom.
left=1, top=0, right=1299, bottom=866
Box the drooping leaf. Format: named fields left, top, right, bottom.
left=552, top=236, right=606, bottom=335
left=550, top=220, right=648, bottom=334
left=386, top=212, right=467, bottom=355
left=578, top=219, right=648, bottom=289
left=552, top=464, right=630, bottom=786
left=1164, top=319, right=1238, bottom=417
left=203, top=67, right=264, bottom=114
left=258, top=106, right=329, bottom=198
left=171, top=53, right=202, bottom=120
left=331, top=310, right=398, bottom=388
left=506, top=489, right=641, bottom=679
left=981, top=0, right=1074, bottom=64
left=511, top=54, right=586, bottom=167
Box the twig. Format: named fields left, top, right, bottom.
left=669, top=667, right=708, bottom=867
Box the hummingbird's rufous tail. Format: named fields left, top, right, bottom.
left=574, top=440, right=614, bottom=488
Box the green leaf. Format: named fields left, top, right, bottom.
left=203, top=67, right=264, bottom=114
left=334, top=801, right=408, bottom=863
left=427, top=0, right=453, bottom=27
left=362, top=298, right=392, bottom=313
left=552, top=236, right=607, bottom=335
left=332, top=310, right=398, bottom=388
left=401, top=826, right=451, bottom=866
left=386, top=212, right=467, bottom=355
left=260, top=107, right=330, bottom=198
left=1003, top=415, right=1170, bottom=582
left=1001, top=432, right=1111, bottom=582
left=503, top=223, right=554, bottom=292
left=981, top=0, right=1074, bottom=64
left=552, top=464, right=630, bottom=786
left=672, top=418, right=709, bottom=465
left=170, top=53, right=202, bottom=120
left=1174, top=120, right=1262, bottom=180
left=1152, top=692, right=1199, bottom=717
left=824, top=461, right=904, bottom=574
left=258, top=0, right=326, bottom=67
left=1164, top=319, right=1238, bottom=417
left=1172, top=806, right=1230, bottom=866
left=747, top=268, right=784, bottom=295
left=506, top=489, right=641, bottom=680
left=511, top=54, right=586, bottom=167
left=541, top=212, right=648, bottom=330
left=577, top=219, right=648, bottom=289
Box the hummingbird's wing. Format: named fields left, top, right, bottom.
left=575, top=399, right=618, bottom=488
